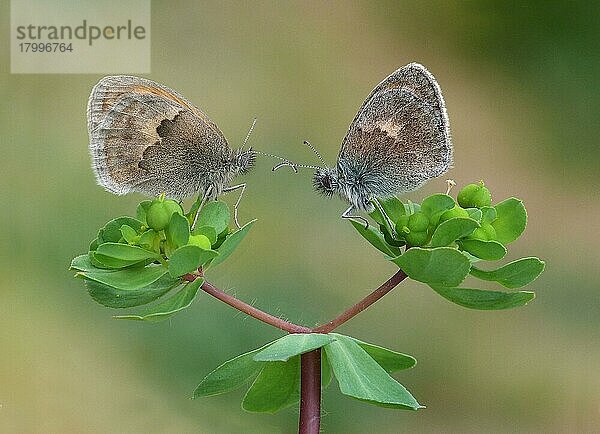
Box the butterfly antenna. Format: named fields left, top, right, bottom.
left=272, top=161, right=320, bottom=172
left=303, top=140, right=327, bottom=166
left=251, top=131, right=323, bottom=173
left=242, top=117, right=257, bottom=148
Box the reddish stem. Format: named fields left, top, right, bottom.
left=298, top=349, right=321, bottom=434
left=313, top=269, right=408, bottom=333
left=186, top=268, right=408, bottom=434
left=198, top=278, right=312, bottom=334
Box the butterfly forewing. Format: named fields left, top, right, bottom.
left=338, top=63, right=452, bottom=197
left=87, top=75, right=231, bottom=198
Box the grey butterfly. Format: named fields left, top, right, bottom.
left=275, top=62, right=452, bottom=227
left=87, top=75, right=256, bottom=227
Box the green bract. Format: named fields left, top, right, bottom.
left=189, top=234, right=212, bottom=250
left=194, top=333, right=421, bottom=412
left=71, top=199, right=254, bottom=319
left=349, top=181, right=543, bottom=312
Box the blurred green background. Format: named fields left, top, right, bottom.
left=1, top=1, right=599, bottom=432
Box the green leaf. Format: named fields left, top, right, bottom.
left=186, top=194, right=204, bottom=224
left=242, top=356, right=300, bottom=413
left=430, top=218, right=480, bottom=248
left=91, top=252, right=146, bottom=269
left=168, top=245, right=218, bottom=277
left=84, top=273, right=180, bottom=308
left=89, top=238, right=99, bottom=252
left=491, top=198, right=527, bottom=244
left=192, top=225, right=218, bottom=245
left=459, top=239, right=507, bottom=260
left=211, top=227, right=229, bottom=249
left=138, top=229, right=159, bottom=251
left=350, top=220, right=401, bottom=257
left=470, top=257, right=545, bottom=288
left=166, top=212, right=190, bottom=249
left=321, top=349, right=332, bottom=389
left=465, top=208, right=482, bottom=223
left=96, top=242, right=159, bottom=262
left=98, top=216, right=144, bottom=244
left=196, top=201, right=230, bottom=234
left=324, top=334, right=421, bottom=410
left=420, top=194, right=455, bottom=223
left=480, top=206, right=497, bottom=224
left=193, top=345, right=268, bottom=398
left=87, top=251, right=114, bottom=269
left=370, top=197, right=405, bottom=225
left=391, top=247, right=471, bottom=287
left=430, top=286, right=536, bottom=310
left=209, top=220, right=255, bottom=268
left=136, top=200, right=153, bottom=223
left=343, top=335, right=416, bottom=372
left=120, top=225, right=139, bottom=244
left=70, top=254, right=96, bottom=272
left=404, top=201, right=421, bottom=215
left=76, top=264, right=168, bottom=291
left=253, top=334, right=335, bottom=362
left=114, top=278, right=203, bottom=321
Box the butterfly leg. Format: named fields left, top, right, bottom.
left=341, top=205, right=369, bottom=229
left=223, top=183, right=246, bottom=229
left=191, top=186, right=213, bottom=231
left=372, top=199, right=398, bottom=238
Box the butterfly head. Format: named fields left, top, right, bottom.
left=313, top=166, right=339, bottom=197
left=233, top=147, right=256, bottom=175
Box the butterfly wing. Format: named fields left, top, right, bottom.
left=87, top=75, right=231, bottom=199
left=338, top=63, right=452, bottom=198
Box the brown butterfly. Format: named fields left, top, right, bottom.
left=87, top=75, right=260, bottom=227
left=275, top=63, right=453, bottom=229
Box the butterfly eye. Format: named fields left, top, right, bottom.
left=313, top=169, right=338, bottom=197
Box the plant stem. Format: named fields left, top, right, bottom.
left=299, top=349, right=321, bottom=434
left=313, top=269, right=408, bottom=333
left=199, top=279, right=312, bottom=334
left=190, top=270, right=408, bottom=434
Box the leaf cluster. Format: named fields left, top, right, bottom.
left=70, top=197, right=253, bottom=321
left=352, top=182, right=545, bottom=311
left=194, top=333, right=421, bottom=412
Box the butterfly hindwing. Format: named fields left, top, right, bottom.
left=338, top=63, right=452, bottom=197
left=87, top=75, right=231, bottom=198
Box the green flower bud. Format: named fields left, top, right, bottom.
left=457, top=181, right=492, bottom=208
left=146, top=201, right=171, bottom=231
left=163, top=200, right=184, bottom=217
left=189, top=234, right=212, bottom=250
left=408, top=212, right=429, bottom=232
left=439, top=206, right=470, bottom=223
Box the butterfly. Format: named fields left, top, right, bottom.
left=274, top=62, right=452, bottom=228
left=87, top=75, right=258, bottom=227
